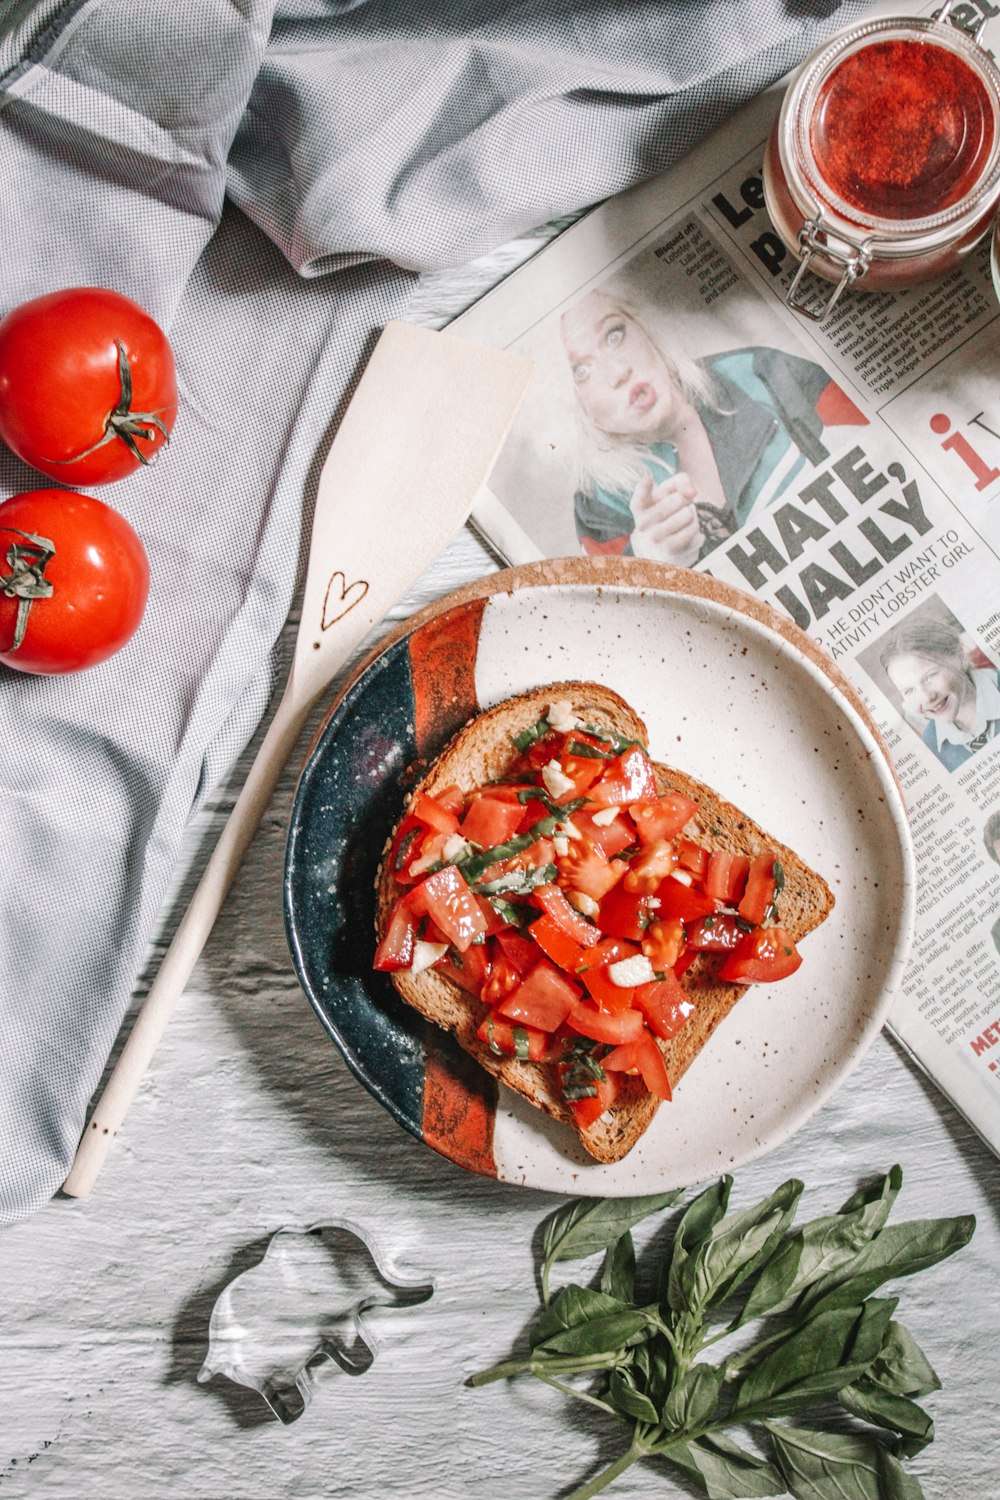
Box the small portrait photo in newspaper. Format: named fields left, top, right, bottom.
left=857, top=595, right=1000, bottom=773
left=486, top=223, right=869, bottom=563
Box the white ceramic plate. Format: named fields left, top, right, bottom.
left=286, top=560, right=915, bottom=1194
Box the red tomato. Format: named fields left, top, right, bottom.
left=476, top=1010, right=551, bottom=1061
left=589, top=747, right=658, bottom=807
left=557, top=1066, right=620, bottom=1129
left=603, top=1031, right=672, bottom=1100
left=557, top=839, right=623, bottom=902
left=410, top=791, right=460, bottom=836
left=704, top=850, right=751, bottom=903
left=738, top=853, right=780, bottom=925
left=686, top=914, right=745, bottom=952
left=532, top=883, right=601, bottom=947
left=572, top=808, right=635, bottom=859
left=629, top=792, right=698, bottom=846
left=632, top=973, right=693, bottom=1041
left=481, top=952, right=521, bottom=1006
left=719, top=925, right=803, bottom=983
left=529, top=914, right=589, bottom=974
left=498, top=960, right=581, bottom=1033
left=566, top=998, right=645, bottom=1045
left=0, top=489, right=149, bottom=674
left=598, top=883, right=658, bottom=942
left=654, top=878, right=719, bottom=924
left=416, top=866, right=487, bottom=953
left=641, top=917, right=685, bottom=970
left=373, top=896, right=418, bottom=971
left=459, top=794, right=523, bottom=848
left=0, top=288, right=177, bottom=485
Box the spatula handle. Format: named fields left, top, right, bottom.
left=61, top=688, right=309, bottom=1198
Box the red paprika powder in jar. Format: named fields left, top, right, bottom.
left=764, top=11, right=1000, bottom=320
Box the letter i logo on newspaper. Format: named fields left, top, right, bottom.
left=929, top=412, right=1000, bottom=491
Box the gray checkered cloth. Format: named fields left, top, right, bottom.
left=0, top=0, right=866, bottom=1223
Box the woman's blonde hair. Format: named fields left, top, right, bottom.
left=560, top=286, right=723, bottom=500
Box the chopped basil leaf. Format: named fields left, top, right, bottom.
left=566, top=739, right=615, bottom=760
left=562, top=1082, right=598, bottom=1101
left=486, top=896, right=530, bottom=927
left=734, top=916, right=755, bottom=933
left=580, top=723, right=648, bottom=754
left=485, top=1021, right=503, bottom=1057
left=773, top=860, right=785, bottom=893
left=393, top=824, right=421, bottom=872
left=511, top=716, right=550, bottom=752
left=513, top=1027, right=531, bottom=1060
left=516, top=789, right=589, bottom=817
left=458, top=815, right=558, bottom=884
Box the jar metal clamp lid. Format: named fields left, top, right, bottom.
left=765, top=1, right=1000, bottom=321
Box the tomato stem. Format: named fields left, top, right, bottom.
left=1, top=526, right=55, bottom=651
left=46, top=340, right=171, bottom=470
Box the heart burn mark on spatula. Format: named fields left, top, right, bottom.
left=321, top=571, right=369, bottom=630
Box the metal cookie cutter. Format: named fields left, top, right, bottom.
left=197, top=1219, right=434, bottom=1423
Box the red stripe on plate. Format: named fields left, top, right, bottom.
left=409, top=597, right=487, bottom=757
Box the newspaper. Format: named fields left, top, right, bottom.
left=450, top=0, right=1000, bottom=1156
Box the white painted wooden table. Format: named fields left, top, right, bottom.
left=1, top=246, right=998, bottom=1498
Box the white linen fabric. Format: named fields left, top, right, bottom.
left=0, top=0, right=868, bottom=1224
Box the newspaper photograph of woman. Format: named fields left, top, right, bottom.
left=482, top=233, right=868, bottom=562
left=861, top=599, right=1000, bottom=772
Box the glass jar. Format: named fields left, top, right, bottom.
left=763, top=7, right=1000, bottom=320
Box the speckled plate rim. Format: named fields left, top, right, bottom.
left=284, top=557, right=916, bottom=1192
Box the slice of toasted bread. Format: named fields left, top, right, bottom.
left=376, top=682, right=833, bottom=1164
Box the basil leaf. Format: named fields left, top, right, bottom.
left=802, top=1215, right=976, bottom=1317
left=535, top=1306, right=655, bottom=1358
left=511, top=715, right=549, bottom=751
left=666, top=1434, right=786, bottom=1498
left=532, top=1284, right=625, bottom=1345
left=663, top=1362, right=724, bottom=1432
left=767, top=1422, right=926, bottom=1500
left=739, top=1168, right=901, bottom=1325
left=540, top=1191, right=682, bottom=1303
left=600, top=1230, right=636, bottom=1304
left=607, top=1367, right=659, bottom=1425
left=732, top=1299, right=897, bottom=1417
left=566, top=738, right=615, bottom=759
left=685, top=1179, right=803, bottom=1314
left=838, top=1377, right=934, bottom=1456
left=581, top=722, right=647, bottom=754
left=868, top=1320, right=940, bottom=1399
left=664, top=1177, right=732, bottom=1311
left=458, top=815, right=557, bottom=884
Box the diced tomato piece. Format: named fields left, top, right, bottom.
left=459, top=794, right=525, bottom=850
left=475, top=895, right=511, bottom=936
left=532, top=883, right=601, bottom=947
left=565, top=998, right=645, bottom=1045
left=498, top=960, right=582, bottom=1032
left=603, top=1030, right=672, bottom=1100
left=676, top=838, right=709, bottom=881
left=514, top=731, right=569, bottom=773
left=529, top=913, right=590, bottom=974
left=557, top=750, right=607, bottom=798
left=476, top=835, right=556, bottom=889
left=559, top=1067, right=620, bottom=1129
left=686, top=913, right=744, bottom=952
left=572, top=808, right=636, bottom=859
left=704, top=850, right=750, bottom=903
left=738, top=852, right=780, bottom=925
left=579, top=963, right=635, bottom=1013
left=623, top=839, right=678, bottom=893
left=437, top=940, right=490, bottom=996
left=481, top=951, right=521, bottom=1005
left=410, top=790, right=461, bottom=836
left=598, top=883, right=658, bottom=942
left=407, top=830, right=451, bottom=876
left=654, top=878, right=719, bottom=924
left=719, top=925, right=802, bottom=983
left=476, top=1009, right=551, bottom=1061
left=388, top=814, right=425, bottom=885
left=632, top=972, right=694, bottom=1041
left=418, top=865, right=488, bottom=953
left=557, top=839, right=623, bottom=902
left=495, top=928, right=539, bottom=975
left=373, top=896, right=419, bottom=971
left=582, top=936, right=641, bottom=967
left=628, top=792, right=698, bottom=846
left=433, top=783, right=466, bottom=814
left=641, top=917, right=685, bottom=970
left=673, top=947, right=699, bottom=979
left=590, top=747, right=657, bottom=807
left=517, top=797, right=552, bottom=830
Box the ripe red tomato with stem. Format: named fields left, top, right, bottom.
left=0, top=489, right=150, bottom=674
left=0, top=287, right=177, bottom=485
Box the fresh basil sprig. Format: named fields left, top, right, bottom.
left=469, top=1168, right=973, bottom=1500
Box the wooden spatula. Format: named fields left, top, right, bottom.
left=62, top=320, right=532, bottom=1198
